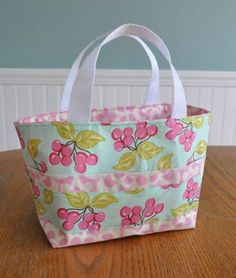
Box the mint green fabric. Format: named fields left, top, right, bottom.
left=16, top=112, right=210, bottom=176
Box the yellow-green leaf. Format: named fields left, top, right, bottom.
left=156, top=153, right=173, bottom=170
left=125, top=188, right=144, bottom=194
left=52, top=122, right=75, bottom=140
left=34, top=199, right=46, bottom=215
left=137, top=142, right=163, bottom=160
left=171, top=201, right=199, bottom=217
left=64, top=192, right=90, bottom=208
left=27, top=139, right=41, bottom=159
left=184, top=116, right=204, bottom=129
left=113, top=151, right=136, bottom=171
left=91, top=193, right=118, bottom=208
left=192, top=117, right=204, bottom=128
left=190, top=201, right=199, bottom=210
left=144, top=218, right=159, bottom=224
left=194, top=140, right=207, bottom=155
left=43, top=188, right=53, bottom=204
left=76, top=130, right=105, bottom=149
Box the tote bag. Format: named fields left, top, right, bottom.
left=15, top=24, right=210, bottom=248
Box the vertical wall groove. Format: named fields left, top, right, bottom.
left=0, top=86, right=7, bottom=150
left=42, top=85, right=47, bottom=112
left=0, top=70, right=236, bottom=150
left=14, top=85, right=19, bottom=148
left=57, top=85, right=61, bottom=112
left=220, top=87, right=227, bottom=145
left=28, top=85, right=33, bottom=115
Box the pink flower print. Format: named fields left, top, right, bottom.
left=16, top=127, right=25, bottom=149
left=111, top=122, right=158, bottom=153
left=161, top=183, right=180, bottom=189
left=183, top=178, right=200, bottom=204
left=96, top=108, right=116, bottom=124
left=165, top=118, right=196, bottom=152
left=120, top=198, right=164, bottom=227
left=31, top=181, right=40, bottom=198
left=111, top=122, right=161, bottom=170
left=49, top=135, right=100, bottom=174
left=56, top=191, right=118, bottom=234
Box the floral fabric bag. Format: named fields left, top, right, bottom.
left=15, top=24, right=210, bottom=248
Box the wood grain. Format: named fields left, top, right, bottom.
left=0, top=147, right=235, bottom=278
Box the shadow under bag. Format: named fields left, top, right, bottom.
left=14, top=24, right=210, bottom=248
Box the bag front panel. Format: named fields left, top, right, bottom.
left=15, top=109, right=210, bottom=177
left=30, top=170, right=204, bottom=248
left=15, top=104, right=210, bottom=248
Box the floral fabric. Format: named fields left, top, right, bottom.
left=15, top=103, right=210, bottom=248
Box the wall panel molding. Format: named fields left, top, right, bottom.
left=1, top=69, right=236, bottom=86
left=0, top=68, right=236, bottom=151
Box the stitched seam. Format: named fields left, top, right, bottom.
left=40, top=213, right=197, bottom=235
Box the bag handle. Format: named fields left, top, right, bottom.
left=61, top=34, right=160, bottom=112
left=68, top=24, right=187, bottom=122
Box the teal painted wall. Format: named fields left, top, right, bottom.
left=0, top=0, right=235, bottom=70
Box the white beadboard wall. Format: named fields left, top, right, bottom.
left=0, top=68, right=236, bottom=151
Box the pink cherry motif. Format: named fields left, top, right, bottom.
left=67, top=211, right=80, bottom=223
left=143, top=206, right=154, bottom=217
left=179, top=135, right=186, bottom=144
left=88, top=223, right=101, bottom=233
left=84, top=213, right=94, bottom=222
left=40, top=161, right=47, bottom=173
left=32, top=182, right=40, bottom=198
left=123, top=127, right=133, bottom=137
left=166, top=118, right=176, bottom=128
left=184, top=129, right=192, bottom=139
left=51, top=140, right=62, bottom=152
left=75, top=164, right=86, bottom=174
left=184, top=141, right=192, bottom=152
left=146, top=125, right=158, bottom=136
left=132, top=206, right=142, bottom=215
left=63, top=221, right=74, bottom=231
left=123, top=136, right=133, bottom=146
left=120, top=206, right=132, bottom=217
left=61, top=156, right=72, bottom=166
left=165, top=130, right=177, bottom=140
left=61, top=146, right=72, bottom=157
left=111, top=128, right=122, bottom=140
left=145, top=198, right=156, bottom=208
left=78, top=221, right=89, bottom=230
left=183, top=190, right=189, bottom=199
left=94, top=212, right=105, bottom=222
left=57, top=208, right=68, bottom=220
left=49, top=152, right=61, bottom=165
left=114, top=141, right=124, bottom=152
left=86, top=154, right=98, bottom=165
left=75, top=152, right=87, bottom=164
left=191, top=132, right=196, bottom=141
left=121, top=218, right=131, bottom=227
left=131, top=214, right=141, bottom=224
left=154, top=203, right=164, bottom=214
left=136, top=127, right=147, bottom=139
left=172, top=122, right=184, bottom=134
left=187, top=178, right=194, bottom=189
left=188, top=190, right=195, bottom=199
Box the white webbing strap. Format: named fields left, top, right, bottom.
left=68, top=24, right=187, bottom=122
left=61, top=34, right=160, bottom=112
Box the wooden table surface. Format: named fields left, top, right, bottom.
left=0, top=147, right=236, bottom=278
